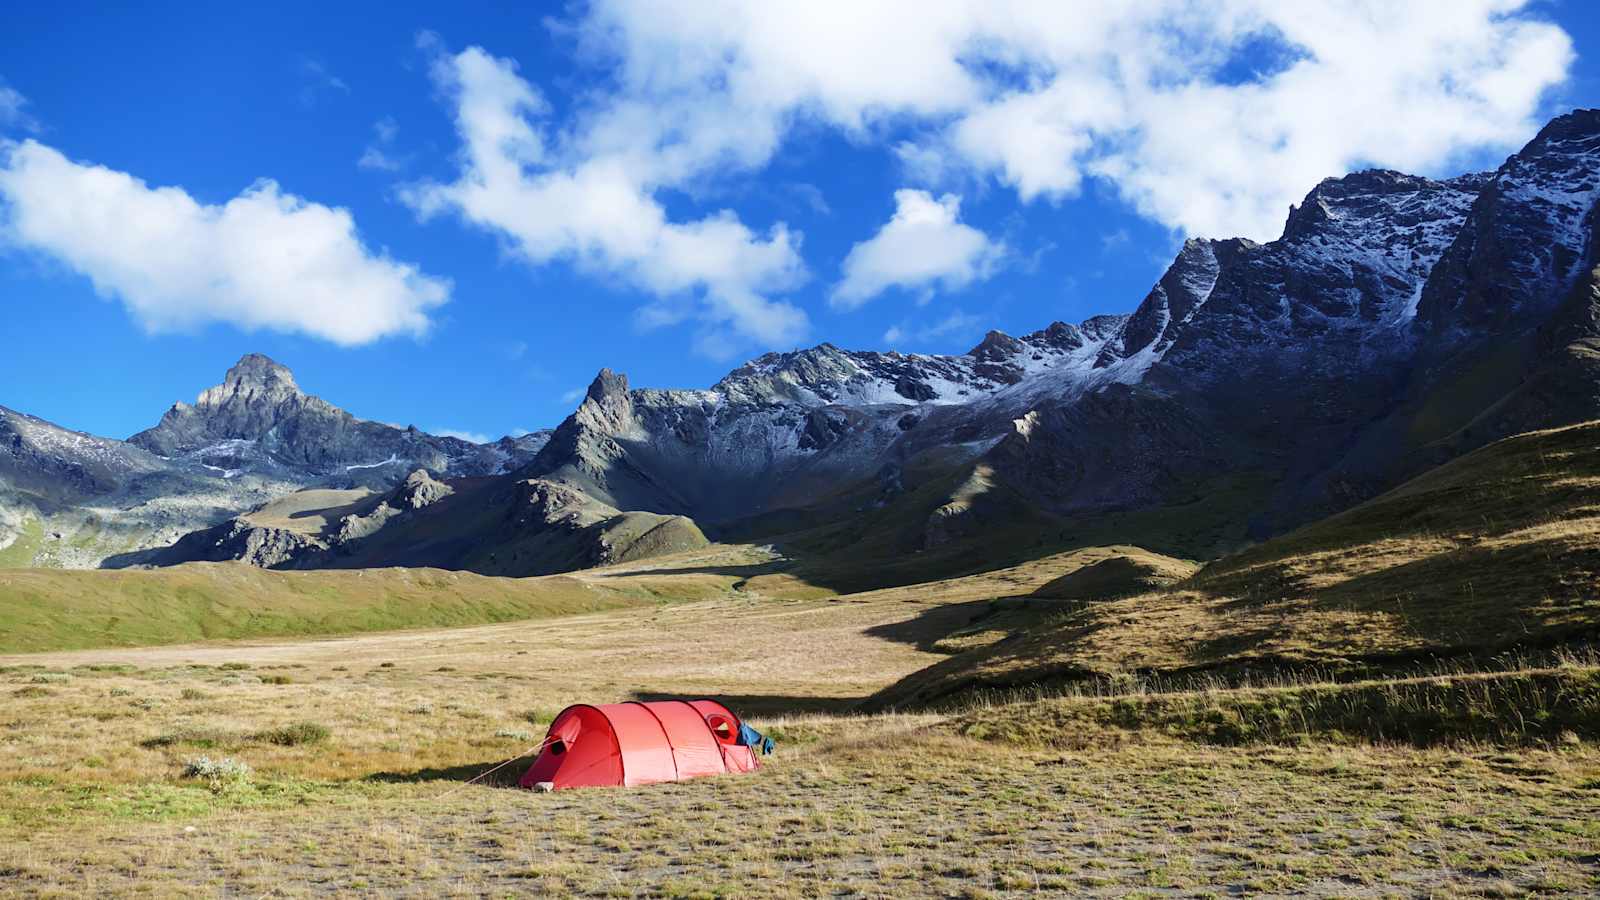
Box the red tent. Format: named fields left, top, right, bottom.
left=518, top=699, right=761, bottom=790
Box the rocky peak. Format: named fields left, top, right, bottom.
left=573, top=368, right=637, bottom=434
left=712, top=343, right=868, bottom=406
left=1033, top=321, right=1086, bottom=351
left=185, top=354, right=306, bottom=418
left=968, top=330, right=1024, bottom=361
left=586, top=368, right=630, bottom=404
left=1282, top=170, right=1447, bottom=242
left=1416, top=108, right=1600, bottom=340
left=224, top=353, right=298, bottom=394
left=394, top=468, right=453, bottom=509
left=1114, top=239, right=1227, bottom=361
left=1518, top=107, right=1600, bottom=158
left=125, top=353, right=502, bottom=476
left=1079, top=315, right=1130, bottom=342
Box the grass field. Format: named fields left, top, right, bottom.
left=3, top=579, right=1599, bottom=896
left=4, top=424, right=1600, bottom=895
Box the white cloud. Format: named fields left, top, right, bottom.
left=395, top=2, right=1568, bottom=354
left=357, top=147, right=402, bottom=172
left=431, top=428, right=492, bottom=444
left=559, top=387, right=586, bottom=404
left=0, top=139, right=449, bottom=345
left=883, top=310, right=984, bottom=348
left=358, top=116, right=406, bottom=172
left=0, top=84, right=37, bottom=133
left=552, top=0, right=1571, bottom=242
left=784, top=182, right=831, bottom=217
left=832, top=190, right=1003, bottom=308
left=403, top=45, right=809, bottom=351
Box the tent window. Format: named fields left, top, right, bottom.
left=548, top=739, right=566, bottom=756
left=707, top=716, right=735, bottom=743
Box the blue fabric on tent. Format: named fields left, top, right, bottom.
left=737, top=722, right=774, bottom=754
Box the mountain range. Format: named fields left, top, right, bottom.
left=3, top=108, right=1598, bottom=583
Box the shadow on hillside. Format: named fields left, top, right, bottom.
left=861, top=596, right=1049, bottom=652
left=100, top=547, right=166, bottom=569
left=364, top=758, right=535, bottom=788
left=594, top=561, right=789, bottom=580
left=630, top=691, right=865, bottom=716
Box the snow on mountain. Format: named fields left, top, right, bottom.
left=518, top=109, right=1600, bottom=538
left=10, top=108, right=1600, bottom=572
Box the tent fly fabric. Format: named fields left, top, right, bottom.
left=519, top=699, right=761, bottom=790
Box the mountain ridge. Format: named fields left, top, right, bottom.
left=6, top=107, right=1599, bottom=579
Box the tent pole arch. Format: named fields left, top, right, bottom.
left=626, top=700, right=681, bottom=782
left=671, top=698, right=729, bottom=750
left=571, top=703, right=628, bottom=788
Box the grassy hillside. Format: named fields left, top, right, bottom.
left=959, top=665, right=1600, bottom=748
left=0, top=544, right=769, bottom=653
left=875, top=420, right=1600, bottom=708
left=722, top=452, right=1260, bottom=600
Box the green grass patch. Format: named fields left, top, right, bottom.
left=0, top=517, right=43, bottom=569
left=0, top=563, right=725, bottom=653
left=254, top=722, right=330, bottom=747
left=141, top=721, right=332, bottom=750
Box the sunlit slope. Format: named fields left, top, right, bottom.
left=875, top=420, right=1600, bottom=708
left=0, top=544, right=772, bottom=653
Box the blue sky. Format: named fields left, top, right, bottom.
left=3, top=1, right=1598, bottom=442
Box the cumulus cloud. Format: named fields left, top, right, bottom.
left=400, top=2, right=1569, bottom=352
left=402, top=45, right=809, bottom=350
left=557, top=0, right=1571, bottom=241
left=832, top=190, right=1003, bottom=308
left=0, top=139, right=449, bottom=344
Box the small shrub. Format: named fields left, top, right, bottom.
left=261, top=675, right=292, bottom=685
left=13, top=686, right=52, bottom=698
left=378, top=662, right=396, bottom=669
left=108, top=687, right=134, bottom=697
left=253, top=722, right=330, bottom=747
left=520, top=708, right=561, bottom=726
left=407, top=703, right=434, bottom=715
left=495, top=728, right=534, bottom=742
left=131, top=697, right=162, bottom=710
left=29, top=673, right=69, bottom=684
left=219, top=663, right=250, bottom=671
left=141, top=727, right=241, bottom=749
left=180, top=688, right=208, bottom=701
left=180, top=756, right=252, bottom=791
